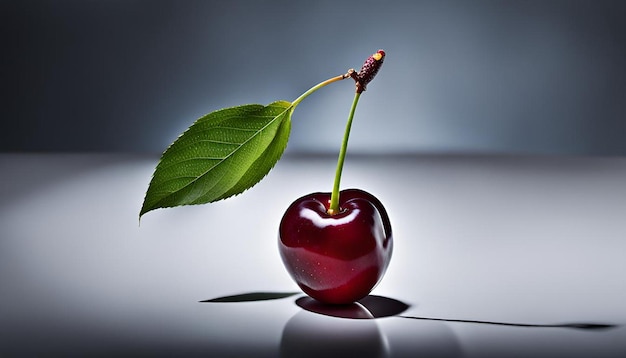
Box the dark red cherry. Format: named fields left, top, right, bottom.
left=278, top=189, right=393, bottom=304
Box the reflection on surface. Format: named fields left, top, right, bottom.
left=283, top=295, right=464, bottom=357
left=296, top=295, right=409, bottom=319
left=281, top=303, right=465, bottom=358
left=280, top=309, right=390, bottom=358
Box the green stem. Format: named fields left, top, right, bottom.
left=328, top=91, right=361, bottom=215
left=292, top=73, right=349, bottom=108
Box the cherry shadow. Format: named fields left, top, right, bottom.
left=295, top=295, right=410, bottom=319
left=295, top=297, right=617, bottom=331
left=202, top=291, right=618, bottom=331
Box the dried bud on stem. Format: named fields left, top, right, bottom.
left=352, top=49, right=385, bottom=93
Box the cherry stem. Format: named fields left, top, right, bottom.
left=289, top=69, right=363, bottom=215
left=328, top=91, right=361, bottom=215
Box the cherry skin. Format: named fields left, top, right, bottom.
left=278, top=189, right=393, bottom=304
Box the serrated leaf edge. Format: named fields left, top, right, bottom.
left=139, top=101, right=294, bottom=218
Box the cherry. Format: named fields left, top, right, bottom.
left=277, top=52, right=389, bottom=304
left=279, top=188, right=393, bottom=304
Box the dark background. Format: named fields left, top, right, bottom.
left=2, top=0, right=625, bottom=155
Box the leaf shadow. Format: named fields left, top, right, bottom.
left=200, top=291, right=301, bottom=303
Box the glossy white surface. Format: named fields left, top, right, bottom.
left=1, top=153, right=625, bottom=357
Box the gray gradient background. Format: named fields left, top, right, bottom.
left=3, top=0, right=626, bottom=155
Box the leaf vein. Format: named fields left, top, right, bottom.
left=163, top=106, right=292, bottom=201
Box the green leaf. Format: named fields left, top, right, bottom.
left=140, top=100, right=293, bottom=218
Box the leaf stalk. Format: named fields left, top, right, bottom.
left=291, top=70, right=353, bottom=108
